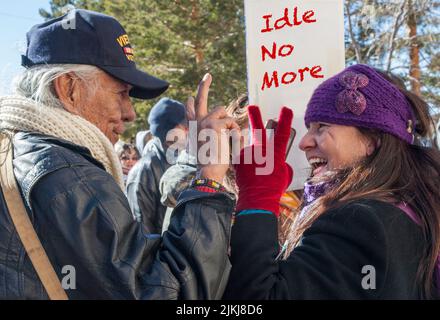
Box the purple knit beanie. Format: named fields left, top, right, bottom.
left=305, top=64, right=416, bottom=144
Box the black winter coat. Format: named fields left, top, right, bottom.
left=224, top=199, right=426, bottom=299
left=126, top=137, right=171, bottom=234
left=0, top=132, right=234, bottom=299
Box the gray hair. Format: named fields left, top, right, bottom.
left=13, top=64, right=102, bottom=108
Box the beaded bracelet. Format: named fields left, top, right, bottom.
left=190, top=178, right=227, bottom=193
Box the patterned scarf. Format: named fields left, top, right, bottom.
left=298, top=172, right=338, bottom=221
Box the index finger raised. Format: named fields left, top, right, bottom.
left=195, top=73, right=212, bottom=120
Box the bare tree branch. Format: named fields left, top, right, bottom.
left=345, top=0, right=364, bottom=63
left=386, top=0, right=407, bottom=72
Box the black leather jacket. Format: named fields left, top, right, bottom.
left=0, top=132, right=234, bottom=299
left=126, top=137, right=171, bottom=233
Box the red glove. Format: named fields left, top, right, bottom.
left=234, top=106, right=294, bottom=216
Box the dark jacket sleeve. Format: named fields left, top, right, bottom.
left=30, top=165, right=234, bottom=300
left=139, top=189, right=234, bottom=300
left=223, top=200, right=424, bottom=300
left=126, top=156, right=167, bottom=234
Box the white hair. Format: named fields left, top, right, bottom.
left=13, top=64, right=102, bottom=108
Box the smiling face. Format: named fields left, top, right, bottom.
left=299, top=122, right=376, bottom=177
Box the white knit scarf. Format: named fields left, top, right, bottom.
left=0, top=95, right=124, bottom=190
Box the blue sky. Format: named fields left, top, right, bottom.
left=0, top=0, right=50, bottom=94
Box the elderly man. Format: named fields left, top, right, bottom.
left=0, top=9, right=237, bottom=299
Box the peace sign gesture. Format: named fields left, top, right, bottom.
left=234, top=105, right=294, bottom=215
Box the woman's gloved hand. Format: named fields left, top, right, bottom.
left=234, top=106, right=293, bottom=216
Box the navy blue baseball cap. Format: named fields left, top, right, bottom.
left=21, top=9, right=169, bottom=99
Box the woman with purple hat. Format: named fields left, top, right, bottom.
left=224, top=64, right=440, bottom=299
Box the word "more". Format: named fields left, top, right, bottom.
left=261, top=66, right=324, bottom=91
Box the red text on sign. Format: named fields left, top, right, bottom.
left=261, top=42, right=294, bottom=62
left=261, top=7, right=317, bottom=33
left=261, top=66, right=324, bottom=91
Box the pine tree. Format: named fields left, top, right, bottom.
left=40, top=0, right=247, bottom=139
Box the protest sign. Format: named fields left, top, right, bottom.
left=244, top=0, right=345, bottom=189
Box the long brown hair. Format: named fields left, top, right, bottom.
left=285, top=70, right=440, bottom=299
left=224, top=94, right=249, bottom=195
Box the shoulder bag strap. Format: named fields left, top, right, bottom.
left=0, top=132, right=68, bottom=300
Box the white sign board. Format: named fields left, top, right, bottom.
left=244, top=0, right=345, bottom=189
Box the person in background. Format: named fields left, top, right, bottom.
left=159, top=149, right=197, bottom=234
left=135, top=130, right=153, bottom=155
left=224, top=64, right=440, bottom=299
left=126, top=97, right=189, bottom=233
left=115, top=142, right=140, bottom=185
left=222, top=94, right=249, bottom=195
